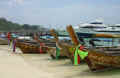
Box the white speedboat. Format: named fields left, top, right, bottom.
left=94, top=24, right=120, bottom=33
left=78, top=19, right=107, bottom=33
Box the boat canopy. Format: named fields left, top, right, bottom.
left=76, top=32, right=120, bottom=38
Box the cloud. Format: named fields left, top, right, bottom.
left=8, top=0, right=24, bottom=6
left=14, top=0, right=24, bottom=4
left=0, top=0, right=120, bottom=25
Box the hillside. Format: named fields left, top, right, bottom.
left=0, top=17, right=22, bottom=31
left=0, top=17, right=49, bottom=32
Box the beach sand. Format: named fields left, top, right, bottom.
left=0, top=45, right=120, bottom=78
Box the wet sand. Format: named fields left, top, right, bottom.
left=0, top=45, right=120, bottom=78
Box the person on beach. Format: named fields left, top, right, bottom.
left=7, top=32, right=11, bottom=46
left=13, top=38, right=17, bottom=52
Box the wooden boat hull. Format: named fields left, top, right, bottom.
left=85, top=50, right=120, bottom=71
left=18, top=42, right=40, bottom=54
left=16, top=38, right=56, bottom=54
left=16, top=39, right=32, bottom=47
left=47, top=47, right=69, bottom=59
left=17, top=41, right=47, bottom=54
left=47, top=47, right=56, bottom=59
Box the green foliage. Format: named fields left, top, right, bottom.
left=0, top=17, right=49, bottom=32
left=0, top=17, right=22, bottom=31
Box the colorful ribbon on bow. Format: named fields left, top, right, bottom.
left=74, top=45, right=88, bottom=65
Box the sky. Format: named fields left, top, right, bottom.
left=0, top=0, right=120, bottom=28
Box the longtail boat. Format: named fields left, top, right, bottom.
left=15, top=34, right=56, bottom=54
left=16, top=39, right=30, bottom=47
left=66, top=25, right=120, bottom=72
left=15, top=38, right=48, bottom=54
left=16, top=39, right=45, bottom=54
left=49, top=29, right=75, bottom=59
left=17, top=42, right=40, bottom=54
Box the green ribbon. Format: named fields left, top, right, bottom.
left=56, top=47, right=60, bottom=59
left=74, top=45, right=88, bottom=65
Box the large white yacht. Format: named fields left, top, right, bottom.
left=94, top=24, right=120, bottom=33
left=78, top=19, right=107, bottom=33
